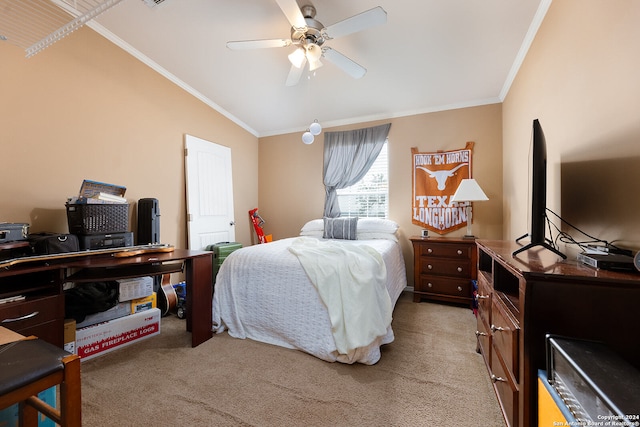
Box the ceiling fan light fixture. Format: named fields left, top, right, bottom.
left=308, top=58, right=323, bottom=71
left=288, top=47, right=306, bottom=68
left=305, top=43, right=322, bottom=62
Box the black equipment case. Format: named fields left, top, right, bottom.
left=0, top=223, right=29, bottom=243
left=28, top=233, right=79, bottom=255
left=137, top=198, right=160, bottom=245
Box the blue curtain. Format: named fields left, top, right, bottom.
left=322, top=123, right=391, bottom=218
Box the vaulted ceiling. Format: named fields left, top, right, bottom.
left=6, top=0, right=550, bottom=137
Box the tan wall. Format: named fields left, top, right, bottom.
left=0, top=28, right=259, bottom=249
left=259, top=104, right=504, bottom=283
left=503, top=0, right=640, bottom=256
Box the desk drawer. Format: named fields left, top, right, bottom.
left=0, top=294, right=64, bottom=332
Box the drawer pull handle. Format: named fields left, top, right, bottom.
left=477, top=294, right=489, bottom=300
left=457, top=286, right=463, bottom=292
left=475, top=331, right=487, bottom=337
left=491, top=374, right=507, bottom=383
left=427, top=248, right=433, bottom=254
left=427, top=283, right=433, bottom=288
left=457, top=249, right=463, bottom=255
left=2, top=311, right=39, bottom=323
left=457, top=267, right=463, bottom=272
left=491, top=324, right=506, bottom=332
left=427, top=264, right=433, bottom=270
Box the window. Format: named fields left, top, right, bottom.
left=337, top=141, right=388, bottom=218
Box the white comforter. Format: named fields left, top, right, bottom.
left=212, top=237, right=407, bottom=364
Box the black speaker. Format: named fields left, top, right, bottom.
left=137, top=198, right=160, bottom=245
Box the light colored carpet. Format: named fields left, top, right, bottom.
left=80, top=292, right=505, bottom=426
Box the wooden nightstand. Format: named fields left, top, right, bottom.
left=410, top=236, right=477, bottom=306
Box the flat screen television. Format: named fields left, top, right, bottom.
left=513, top=119, right=566, bottom=258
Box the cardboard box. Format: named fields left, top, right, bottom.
left=118, top=276, right=153, bottom=302
left=64, top=318, right=76, bottom=354
left=0, top=386, right=56, bottom=426
left=76, top=308, right=160, bottom=361
left=131, top=292, right=157, bottom=313
left=75, top=301, right=131, bottom=329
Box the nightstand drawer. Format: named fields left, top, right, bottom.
left=416, top=275, right=471, bottom=298
left=416, top=243, right=472, bottom=259
left=417, top=257, right=471, bottom=278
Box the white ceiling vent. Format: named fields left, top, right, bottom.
left=0, top=0, right=125, bottom=57
left=143, top=0, right=168, bottom=8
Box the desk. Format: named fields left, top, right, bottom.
left=0, top=249, right=213, bottom=348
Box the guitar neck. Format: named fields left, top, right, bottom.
left=0, top=244, right=174, bottom=270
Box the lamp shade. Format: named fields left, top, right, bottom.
left=288, top=48, right=306, bottom=68
left=450, top=179, right=488, bottom=202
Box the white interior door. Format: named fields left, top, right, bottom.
left=185, top=134, right=235, bottom=250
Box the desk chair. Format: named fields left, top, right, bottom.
left=0, top=337, right=81, bottom=427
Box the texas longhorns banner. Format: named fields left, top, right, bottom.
left=411, top=141, right=474, bottom=234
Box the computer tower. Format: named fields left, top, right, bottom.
left=137, top=198, right=160, bottom=245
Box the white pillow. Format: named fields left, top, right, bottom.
left=301, top=218, right=400, bottom=239
left=300, top=219, right=324, bottom=233
left=357, top=218, right=399, bottom=234
left=357, top=232, right=399, bottom=242
left=300, top=230, right=323, bottom=238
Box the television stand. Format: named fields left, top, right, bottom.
left=512, top=234, right=566, bottom=259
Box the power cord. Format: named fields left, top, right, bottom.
left=545, top=208, right=632, bottom=256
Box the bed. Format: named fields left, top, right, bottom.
left=211, top=218, right=407, bottom=365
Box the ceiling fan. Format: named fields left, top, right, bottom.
left=226, top=0, right=387, bottom=86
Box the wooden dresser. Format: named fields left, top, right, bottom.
left=410, top=236, right=477, bottom=306
left=475, top=240, right=640, bottom=427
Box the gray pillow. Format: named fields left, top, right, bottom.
left=323, top=217, right=358, bottom=240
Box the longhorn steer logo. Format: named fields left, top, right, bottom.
left=411, top=143, right=474, bottom=234
left=416, top=163, right=468, bottom=191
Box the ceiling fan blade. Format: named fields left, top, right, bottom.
left=323, top=6, right=387, bottom=39
left=322, top=47, right=366, bottom=79
left=227, top=39, right=290, bottom=50
left=275, top=0, right=306, bottom=29
left=285, top=58, right=307, bottom=86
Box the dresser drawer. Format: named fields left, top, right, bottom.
left=476, top=315, right=491, bottom=367
left=476, top=274, right=492, bottom=327
left=491, top=297, right=519, bottom=381
left=0, top=294, right=64, bottom=332
left=490, top=347, right=519, bottom=427
left=416, top=242, right=472, bottom=259
left=416, top=275, right=471, bottom=298
left=417, top=258, right=471, bottom=278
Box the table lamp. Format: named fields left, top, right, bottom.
left=450, top=178, right=488, bottom=238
